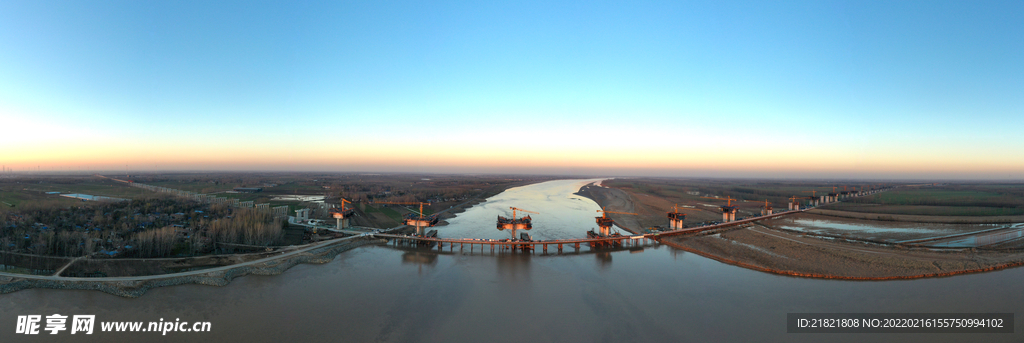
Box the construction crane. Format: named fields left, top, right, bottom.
left=371, top=201, right=436, bottom=235
left=509, top=207, right=538, bottom=220
left=668, top=203, right=687, bottom=218
left=331, top=198, right=352, bottom=215
left=788, top=196, right=808, bottom=210
left=756, top=199, right=773, bottom=215
left=667, top=204, right=687, bottom=229
left=702, top=196, right=742, bottom=221
left=671, top=204, right=684, bottom=213
left=595, top=207, right=638, bottom=236
left=701, top=196, right=738, bottom=207
left=597, top=207, right=638, bottom=219
left=825, top=186, right=838, bottom=202
left=498, top=207, right=539, bottom=240
left=802, top=190, right=823, bottom=206
left=329, top=198, right=354, bottom=230
left=372, top=201, right=431, bottom=218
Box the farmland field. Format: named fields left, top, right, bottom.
left=853, top=188, right=1003, bottom=205
left=823, top=202, right=1024, bottom=216
left=147, top=181, right=235, bottom=193
left=835, top=186, right=1024, bottom=217
left=14, top=180, right=150, bottom=199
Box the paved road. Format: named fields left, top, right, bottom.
left=0, top=235, right=366, bottom=282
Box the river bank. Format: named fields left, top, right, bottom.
left=579, top=181, right=1024, bottom=279
left=0, top=237, right=383, bottom=297
left=433, top=180, right=545, bottom=226
left=663, top=224, right=1024, bottom=279
left=576, top=181, right=731, bottom=231
left=0, top=179, right=548, bottom=297
left=574, top=182, right=653, bottom=234
left=808, top=207, right=1024, bottom=224
left=370, top=180, right=547, bottom=234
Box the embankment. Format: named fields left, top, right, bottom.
left=662, top=224, right=1024, bottom=280
left=575, top=183, right=645, bottom=234
left=808, top=208, right=1024, bottom=224
left=0, top=237, right=383, bottom=298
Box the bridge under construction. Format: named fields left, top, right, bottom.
left=372, top=207, right=810, bottom=253
left=364, top=185, right=892, bottom=253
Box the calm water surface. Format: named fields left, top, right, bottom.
left=441, top=178, right=616, bottom=240
left=2, top=179, right=1021, bottom=342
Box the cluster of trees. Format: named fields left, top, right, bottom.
left=130, top=226, right=177, bottom=258
left=1, top=194, right=286, bottom=258
left=846, top=187, right=1024, bottom=208
left=326, top=178, right=511, bottom=205
left=204, top=207, right=283, bottom=246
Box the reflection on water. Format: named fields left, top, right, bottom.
left=775, top=216, right=1024, bottom=248
left=927, top=224, right=1024, bottom=248
left=774, top=216, right=1015, bottom=243
left=440, top=179, right=610, bottom=240
left=5, top=244, right=1023, bottom=342
left=401, top=251, right=438, bottom=266
left=2, top=179, right=1023, bottom=342
left=783, top=218, right=956, bottom=236
left=595, top=252, right=612, bottom=269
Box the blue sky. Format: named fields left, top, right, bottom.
left=1, top=1, right=1022, bottom=179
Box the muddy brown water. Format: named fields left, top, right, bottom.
left=1, top=179, right=1022, bottom=342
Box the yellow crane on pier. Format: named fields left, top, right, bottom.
left=596, top=207, right=638, bottom=219
left=701, top=196, right=738, bottom=207
left=371, top=201, right=436, bottom=235
left=509, top=207, right=538, bottom=220
left=756, top=199, right=773, bottom=214
left=595, top=207, right=638, bottom=236
left=499, top=207, right=539, bottom=240
left=329, top=198, right=355, bottom=229
left=371, top=201, right=431, bottom=218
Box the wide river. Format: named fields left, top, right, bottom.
left=2, top=179, right=1022, bottom=342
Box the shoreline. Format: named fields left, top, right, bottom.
left=574, top=181, right=645, bottom=235
left=0, top=237, right=383, bottom=298
left=0, top=179, right=554, bottom=297
left=579, top=181, right=1024, bottom=279
left=662, top=222, right=1024, bottom=279
left=658, top=237, right=1024, bottom=281
left=808, top=207, right=1024, bottom=224
left=391, top=179, right=544, bottom=233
